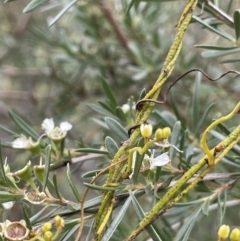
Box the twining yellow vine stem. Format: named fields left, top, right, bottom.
left=201, top=101, right=240, bottom=166
left=124, top=118, right=240, bottom=241
left=85, top=1, right=199, bottom=240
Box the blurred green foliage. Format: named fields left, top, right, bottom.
left=0, top=0, right=240, bottom=241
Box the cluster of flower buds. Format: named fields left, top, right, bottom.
left=218, top=224, right=240, bottom=241
left=40, top=216, right=65, bottom=241
left=140, top=123, right=171, bottom=142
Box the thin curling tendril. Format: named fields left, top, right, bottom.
left=136, top=68, right=240, bottom=111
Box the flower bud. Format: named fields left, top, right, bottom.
left=230, top=228, right=240, bottom=241
left=54, top=215, right=64, bottom=229
left=140, top=124, right=152, bottom=139
left=155, top=127, right=171, bottom=141
left=43, top=231, right=53, bottom=241
left=42, top=223, right=52, bottom=233
left=218, top=224, right=230, bottom=240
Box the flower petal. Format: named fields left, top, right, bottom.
left=60, top=121, right=72, bottom=131
left=150, top=152, right=170, bottom=169
left=12, top=135, right=28, bottom=149
left=41, top=118, right=54, bottom=131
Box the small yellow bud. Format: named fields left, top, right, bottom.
left=155, top=127, right=171, bottom=141
left=42, top=222, right=52, bottom=233
left=230, top=228, right=240, bottom=241
left=54, top=215, right=65, bottom=229
left=43, top=231, right=53, bottom=241
left=54, top=215, right=61, bottom=226
left=162, top=127, right=171, bottom=139
left=140, top=124, right=152, bottom=139
left=218, top=224, right=230, bottom=240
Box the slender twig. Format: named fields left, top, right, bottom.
left=98, top=1, right=130, bottom=52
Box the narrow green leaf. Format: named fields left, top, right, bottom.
left=154, top=110, right=177, bottom=128
left=9, top=111, right=39, bottom=141
left=83, top=182, right=119, bottom=192
left=125, top=0, right=136, bottom=15
left=105, top=117, right=128, bottom=141
left=216, top=122, right=230, bottom=135
left=23, top=0, right=48, bottom=13
left=130, top=192, right=162, bottom=241
left=0, top=125, right=17, bottom=135
left=0, top=145, right=7, bottom=183
left=115, top=106, right=126, bottom=122
left=88, top=103, right=116, bottom=119
left=42, top=145, right=51, bottom=192
left=86, top=220, right=95, bottom=241
left=131, top=138, right=144, bottom=183
left=192, top=15, right=235, bottom=42
left=170, top=92, right=185, bottom=129
left=105, top=136, right=119, bottom=158
left=201, top=198, right=211, bottom=216
left=0, top=191, right=24, bottom=203
left=139, top=88, right=146, bottom=100
left=221, top=58, right=240, bottom=63
left=192, top=72, right=201, bottom=131
left=101, top=77, right=118, bottom=108
left=194, top=102, right=215, bottom=135
left=234, top=10, right=240, bottom=40
left=49, top=0, right=78, bottom=27
left=30, top=206, right=49, bottom=222
left=53, top=173, right=64, bottom=201
left=33, top=207, right=61, bottom=224
left=201, top=48, right=240, bottom=58
left=75, top=148, right=108, bottom=155
left=195, top=45, right=238, bottom=50
left=102, top=196, right=132, bottom=241
left=98, top=101, right=115, bottom=114
left=22, top=204, right=32, bottom=230
left=4, top=0, right=19, bottom=3
left=170, top=121, right=181, bottom=160
left=60, top=224, right=79, bottom=241
left=174, top=205, right=203, bottom=241
left=82, top=169, right=104, bottom=178
left=67, top=164, right=81, bottom=201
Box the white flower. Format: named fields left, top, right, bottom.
left=121, top=104, right=130, bottom=113
left=121, top=103, right=135, bottom=114
left=12, top=135, right=38, bottom=149
left=2, top=201, right=13, bottom=210
left=149, top=152, right=171, bottom=169
left=41, top=118, right=72, bottom=141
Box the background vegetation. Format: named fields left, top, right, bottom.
left=0, top=0, right=240, bottom=241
